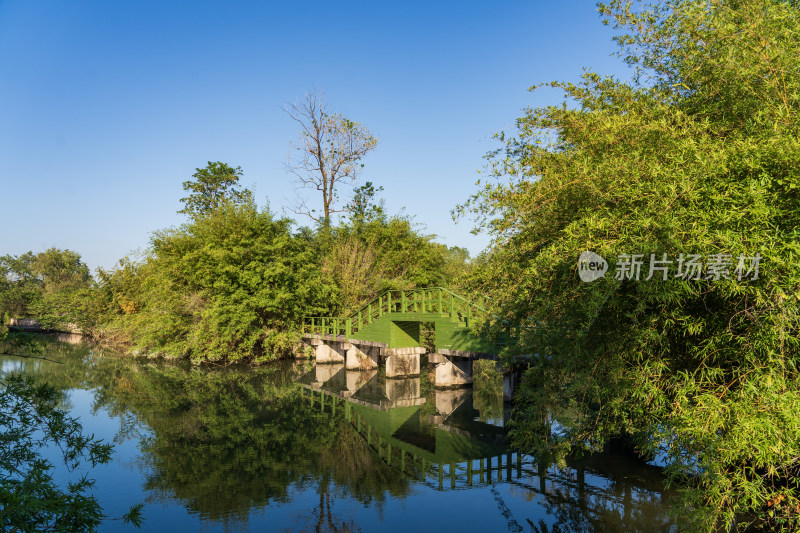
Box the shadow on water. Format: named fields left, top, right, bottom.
left=2, top=335, right=676, bottom=532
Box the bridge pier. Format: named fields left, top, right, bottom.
left=345, top=344, right=379, bottom=370
left=303, top=334, right=523, bottom=396
left=500, top=367, right=522, bottom=402
left=315, top=342, right=345, bottom=363
left=434, top=356, right=473, bottom=388
left=303, top=335, right=386, bottom=367
left=384, top=347, right=423, bottom=378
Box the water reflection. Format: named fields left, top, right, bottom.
left=1, top=336, right=676, bottom=532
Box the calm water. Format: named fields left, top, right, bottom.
left=3, top=335, right=675, bottom=532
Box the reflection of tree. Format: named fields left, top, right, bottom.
left=506, top=356, right=676, bottom=530
left=5, top=338, right=412, bottom=529
left=315, top=415, right=409, bottom=504
left=288, top=489, right=359, bottom=533
left=102, top=365, right=414, bottom=525
left=472, top=360, right=503, bottom=423
left=490, top=485, right=524, bottom=532
left=130, top=369, right=335, bottom=520
left=511, top=458, right=675, bottom=532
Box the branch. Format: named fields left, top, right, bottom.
left=0, top=352, right=63, bottom=364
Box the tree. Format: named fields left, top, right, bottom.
left=0, top=252, right=38, bottom=318
left=106, top=202, right=337, bottom=362
left=460, top=0, right=800, bottom=530
left=322, top=215, right=450, bottom=315
left=178, top=161, right=253, bottom=217
left=30, top=248, right=91, bottom=293
left=348, top=181, right=385, bottom=225
left=0, top=249, right=96, bottom=332
left=285, top=89, right=378, bottom=226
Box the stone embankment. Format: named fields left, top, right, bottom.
left=7, top=318, right=82, bottom=335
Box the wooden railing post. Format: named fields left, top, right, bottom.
left=388, top=291, right=392, bottom=313
left=438, top=289, right=443, bottom=313
left=379, top=295, right=383, bottom=317
left=401, top=292, right=406, bottom=313
left=346, top=318, right=352, bottom=339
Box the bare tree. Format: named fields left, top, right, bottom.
left=285, top=89, right=378, bottom=226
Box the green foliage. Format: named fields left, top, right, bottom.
left=441, top=245, right=473, bottom=284
left=460, top=0, right=800, bottom=530
left=0, top=252, right=39, bottom=318
left=30, top=248, right=92, bottom=292
left=348, top=181, right=385, bottom=225
left=86, top=163, right=465, bottom=362
left=178, top=161, right=253, bottom=218
left=105, top=202, right=336, bottom=362
left=0, top=331, right=143, bottom=531
left=318, top=182, right=471, bottom=315
left=0, top=248, right=96, bottom=332
left=471, top=359, right=504, bottom=423
left=321, top=215, right=457, bottom=315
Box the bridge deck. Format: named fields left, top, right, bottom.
left=303, top=287, right=513, bottom=354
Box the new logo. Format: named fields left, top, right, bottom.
left=578, top=251, right=608, bottom=282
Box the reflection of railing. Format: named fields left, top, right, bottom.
left=303, top=287, right=510, bottom=340
left=301, top=386, right=519, bottom=490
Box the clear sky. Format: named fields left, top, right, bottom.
left=0, top=0, right=630, bottom=272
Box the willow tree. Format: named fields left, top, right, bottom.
left=461, top=1, right=800, bottom=530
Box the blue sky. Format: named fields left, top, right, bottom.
left=0, top=0, right=629, bottom=271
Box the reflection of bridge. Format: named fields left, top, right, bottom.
left=301, top=288, right=522, bottom=395
left=298, top=362, right=510, bottom=490
left=298, top=364, right=674, bottom=528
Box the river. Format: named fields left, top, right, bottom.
left=2, top=334, right=676, bottom=532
